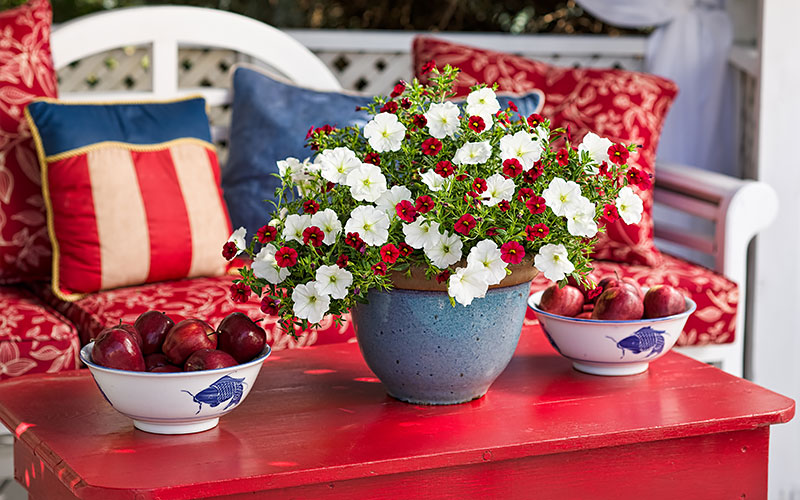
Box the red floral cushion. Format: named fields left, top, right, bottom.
left=0, top=285, right=79, bottom=380
left=528, top=255, right=738, bottom=346
left=413, top=36, right=678, bottom=267
left=0, top=0, right=58, bottom=283
left=32, top=275, right=356, bottom=350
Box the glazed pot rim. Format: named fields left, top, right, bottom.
left=389, top=259, right=538, bottom=292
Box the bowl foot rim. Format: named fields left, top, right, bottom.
left=133, top=417, right=220, bottom=435
left=572, top=360, right=649, bottom=376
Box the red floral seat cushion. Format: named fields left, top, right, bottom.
left=32, top=275, right=355, bottom=351
left=527, top=255, right=738, bottom=346
left=0, top=285, right=79, bottom=380
left=413, top=36, right=678, bottom=267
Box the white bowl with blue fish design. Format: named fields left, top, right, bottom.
left=79, top=342, right=270, bottom=434
left=527, top=290, right=696, bottom=376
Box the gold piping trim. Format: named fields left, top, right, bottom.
left=45, top=138, right=215, bottom=163
left=24, top=106, right=84, bottom=302
left=29, top=93, right=207, bottom=107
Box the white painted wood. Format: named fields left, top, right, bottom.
left=751, top=0, right=800, bottom=497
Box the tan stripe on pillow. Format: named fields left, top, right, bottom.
left=170, top=142, right=228, bottom=278
left=87, top=147, right=151, bottom=289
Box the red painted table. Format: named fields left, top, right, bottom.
left=0, top=325, right=793, bottom=500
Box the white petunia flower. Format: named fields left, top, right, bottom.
left=499, top=130, right=542, bottom=169
left=482, top=174, right=516, bottom=207
left=403, top=220, right=441, bottom=250
left=578, top=132, right=613, bottom=173
left=534, top=243, right=576, bottom=282
left=424, top=101, right=460, bottom=139
left=375, top=185, right=413, bottom=217
left=466, top=87, right=501, bottom=117
left=453, top=141, right=492, bottom=165
left=466, top=239, right=508, bottom=286
left=282, top=214, right=311, bottom=244
left=227, top=227, right=247, bottom=253
left=252, top=244, right=290, bottom=284
left=420, top=169, right=448, bottom=192
left=278, top=157, right=318, bottom=196
left=615, top=186, right=644, bottom=225
left=345, top=163, right=388, bottom=203
left=310, top=208, right=342, bottom=245
left=542, top=177, right=583, bottom=217
left=363, top=112, right=406, bottom=152
left=344, top=205, right=390, bottom=246
left=291, top=281, right=331, bottom=324
left=315, top=264, right=353, bottom=300
left=424, top=231, right=463, bottom=269
left=448, top=265, right=490, bottom=306
left=565, top=196, right=598, bottom=238
left=319, top=147, right=361, bottom=184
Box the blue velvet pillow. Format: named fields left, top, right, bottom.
left=223, top=65, right=543, bottom=237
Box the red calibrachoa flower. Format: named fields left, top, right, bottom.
left=398, top=242, right=414, bottom=257
left=601, top=203, right=620, bottom=223
left=526, top=195, right=547, bottom=215
left=608, top=143, right=630, bottom=165
left=502, top=158, right=523, bottom=178
left=472, top=177, right=487, bottom=193
left=498, top=200, right=511, bottom=212
left=500, top=241, right=525, bottom=265
left=395, top=199, right=418, bottom=223
left=303, top=199, right=320, bottom=214
left=345, top=232, right=365, bottom=250
left=421, top=137, right=442, bottom=156
left=556, top=148, right=569, bottom=166
left=364, top=152, right=381, bottom=165
left=468, top=115, right=486, bottom=133
left=371, top=262, right=388, bottom=276
left=256, top=225, right=277, bottom=244
left=525, top=223, right=550, bottom=240
left=486, top=227, right=501, bottom=236
left=454, top=214, right=477, bottom=235
left=587, top=287, right=603, bottom=301
left=305, top=125, right=315, bottom=140
left=415, top=195, right=435, bottom=214
left=412, top=114, right=427, bottom=128
left=455, top=173, right=469, bottom=181
left=380, top=244, right=400, bottom=263
left=302, top=226, right=324, bottom=247
left=598, top=161, right=613, bottom=179
left=421, top=60, right=436, bottom=74
left=390, top=82, right=406, bottom=98
left=435, top=269, right=451, bottom=284
left=626, top=168, right=652, bottom=190
left=507, top=100, right=518, bottom=112
left=260, top=296, right=280, bottom=315
left=222, top=241, right=237, bottom=260
left=527, top=113, right=544, bottom=128
left=434, top=160, right=455, bottom=177
left=523, top=161, right=543, bottom=184
left=230, top=282, right=251, bottom=304
left=400, top=97, right=411, bottom=109
left=380, top=101, right=398, bottom=114
left=336, top=254, right=349, bottom=268
left=517, top=187, right=534, bottom=202
left=275, top=246, right=298, bottom=267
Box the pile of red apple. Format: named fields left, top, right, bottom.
left=90, top=312, right=267, bottom=372
left=539, top=274, right=688, bottom=320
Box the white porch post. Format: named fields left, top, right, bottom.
left=752, top=0, right=800, bottom=497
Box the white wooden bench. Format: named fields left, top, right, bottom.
left=49, top=5, right=777, bottom=377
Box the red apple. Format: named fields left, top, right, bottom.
left=539, top=285, right=584, bottom=317
left=92, top=325, right=146, bottom=371
left=184, top=349, right=238, bottom=371
left=162, top=319, right=217, bottom=366
left=135, top=311, right=175, bottom=355
left=145, top=353, right=174, bottom=372
left=575, top=311, right=593, bottom=319
left=597, top=276, right=642, bottom=300
left=567, top=272, right=599, bottom=302
left=643, top=285, right=686, bottom=319
left=592, top=286, right=644, bottom=320
left=150, top=365, right=182, bottom=373
left=217, top=312, right=267, bottom=363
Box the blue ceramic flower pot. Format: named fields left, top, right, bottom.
left=351, top=280, right=531, bottom=405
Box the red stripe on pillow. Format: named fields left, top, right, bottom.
left=47, top=155, right=102, bottom=293
left=132, top=149, right=194, bottom=283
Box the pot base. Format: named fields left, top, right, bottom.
left=572, top=360, right=649, bottom=376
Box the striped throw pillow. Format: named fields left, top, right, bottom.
left=25, top=96, right=232, bottom=301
